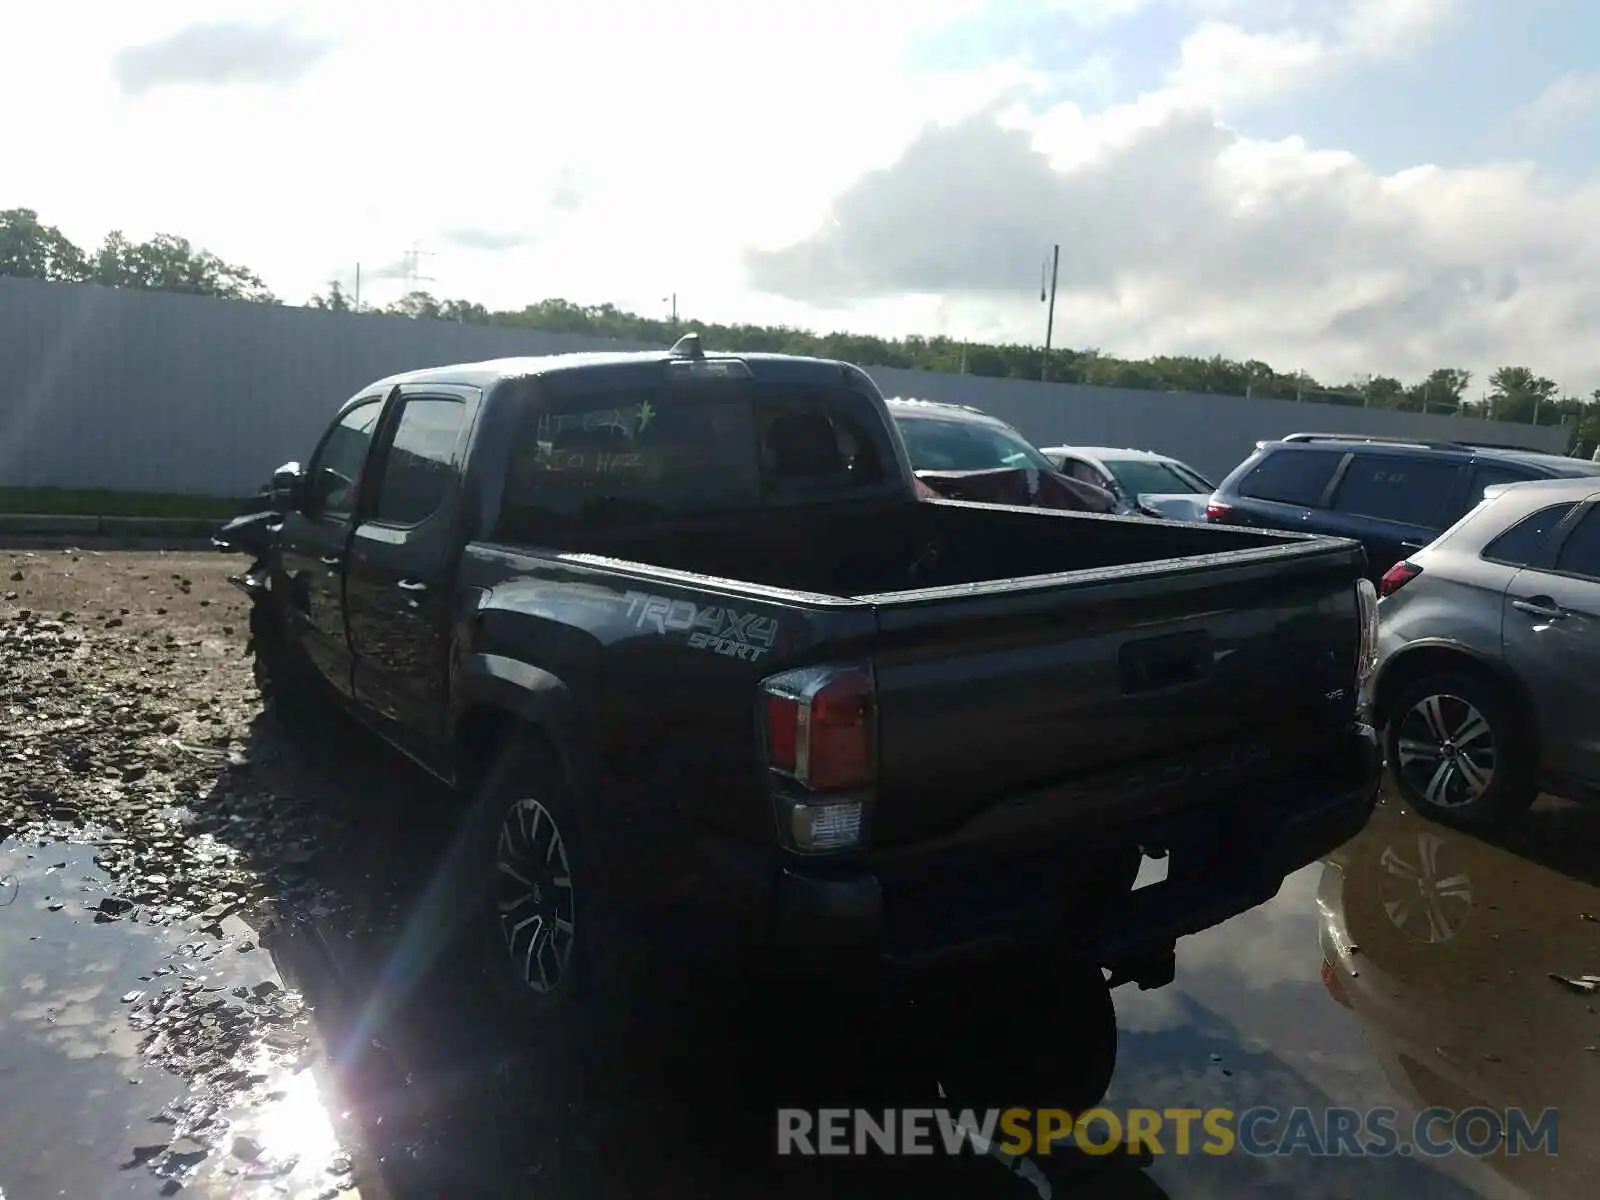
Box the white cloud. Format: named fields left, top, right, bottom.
left=1167, top=21, right=1326, bottom=109
left=3, top=0, right=1599, bottom=394
left=1513, top=70, right=1600, bottom=136
left=747, top=86, right=1600, bottom=390
left=1045, top=0, right=1158, bottom=26
left=1167, top=0, right=1462, bottom=112
left=0, top=0, right=1013, bottom=316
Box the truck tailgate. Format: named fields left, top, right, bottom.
left=860, top=539, right=1366, bottom=847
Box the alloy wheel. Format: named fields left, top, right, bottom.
left=494, top=798, right=575, bottom=994
left=1395, top=693, right=1497, bottom=809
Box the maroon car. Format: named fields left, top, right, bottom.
left=888, top=397, right=1121, bottom=514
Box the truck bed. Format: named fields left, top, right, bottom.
left=476, top=498, right=1366, bottom=853
left=550, top=497, right=1314, bottom=599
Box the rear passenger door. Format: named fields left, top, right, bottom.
left=1317, top=453, right=1465, bottom=579
left=344, top=386, right=477, bottom=763
left=1502, top=498, right=1600, bottom=785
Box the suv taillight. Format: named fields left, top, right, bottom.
left=760, top=663, right=874, bottom=852
left=1205, top=501, right=1234, bottom=522
left=1379, top=560, right=1422, bottom=598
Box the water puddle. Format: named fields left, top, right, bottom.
left=0, top=832, right=358, bottom=1200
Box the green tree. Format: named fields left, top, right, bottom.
left=308, top=281, right=354, bottom=312
left=387, top=290, right=444, bottom=319
left=1402, top=368, right=1471, bottom=414
left=1487, top=365, right=1560, bottom=425
left=1366, top=375, right=1406, bottom=409
left=0, top=208, right=89, bottom=282
left=88, top=230, right=275, bottom=301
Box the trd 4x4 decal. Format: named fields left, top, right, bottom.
left=622, top=591, right=779, bottom=662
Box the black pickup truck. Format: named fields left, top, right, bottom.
left=218, top=334, right=1381, bottom=1027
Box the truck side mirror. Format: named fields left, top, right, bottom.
left=269, top=462, right=305, bottom=514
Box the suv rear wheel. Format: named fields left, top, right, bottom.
left=1383, top=670, right=1536, bottom=831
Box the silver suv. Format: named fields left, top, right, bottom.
left=1372, top=476, right=1600, bottom=830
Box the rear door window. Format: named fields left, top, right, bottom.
left=1329, top=455, right=1462, bottom=528
left=368, top=396, right=467, bottom=526
left=1236, top=449, right=1343, bottom=507
left=1483, top=503, right=1578, bottom=567
left=1554, top=507, right=1600, bottom=580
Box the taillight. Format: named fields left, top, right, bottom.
left=760, top=663, right=875, bottom=852
left=914, top=476, right=940, bottom=499
left=1378, top=560, right=1422, bottom=598
left=1205, top=501, right=1234, bottom=522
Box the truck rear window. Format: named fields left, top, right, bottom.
left=493, top=380, right=894, bottom=546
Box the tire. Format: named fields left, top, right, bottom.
left=449, top=736, right=640, bottom=1065
left=1382, top=670, right=1536, bottom=832
left=919, top=958, right=1118, bottom=1118
left=247, top=594, right=323, bottom=726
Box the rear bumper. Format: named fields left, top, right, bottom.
left=756, top=721, right=1381, bottom=981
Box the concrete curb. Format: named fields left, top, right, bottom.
left=0, top=513, right=220, bottom=538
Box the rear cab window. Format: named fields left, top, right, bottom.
left=1329, top=454, right=1462, bottom=529
left=491, top=372, right=897, bottom=548
left=1237, top=448, right=1344, bottom=507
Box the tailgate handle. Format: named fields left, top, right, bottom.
left=1120, top=632, right=1213, bottom=695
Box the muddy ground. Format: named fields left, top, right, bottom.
left=0, top=545, right=1132, bottom=1200
left=3, top=545, right=1598, bottom=1200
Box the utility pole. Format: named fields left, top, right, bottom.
left=663, top=294, right=678, bottom=325
left=1040, top=243, right=1060, bottom=383
left=403, top=241, right=437, bottom=293
left=354, top=263, right=361, bottom=312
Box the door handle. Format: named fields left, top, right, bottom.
left=1512, top=597, right=1565, bottom=620
left=396, top=579, right=428, bottom=593
left=1401, top=541, right=1425, bottom=551
left=319, top=555, right=341, bottom=567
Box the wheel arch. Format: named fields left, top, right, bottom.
left=1373, top=640, right=1538, bottom=760
left=452, top=654, right=592, bottom=801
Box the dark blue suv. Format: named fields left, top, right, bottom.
left=1206, top=433, right=1600, bottom=580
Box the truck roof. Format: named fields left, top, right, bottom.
left=366, top=346, right=860, bottom=392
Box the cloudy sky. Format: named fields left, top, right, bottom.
left=4, top=0, right=1600, bottom=389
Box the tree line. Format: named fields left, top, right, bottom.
left=4, top=206, right=1597, bottom=452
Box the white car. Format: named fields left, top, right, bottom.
left=1039, top=445, right=1217, bottom=522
